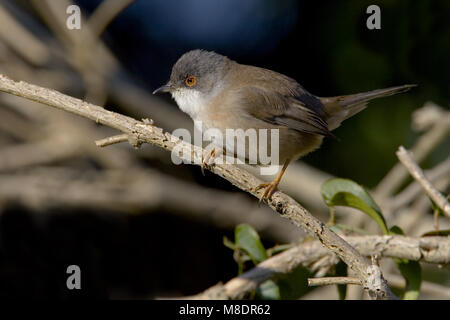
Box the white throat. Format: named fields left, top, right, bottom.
left=171, top=88, right=206, bottom=120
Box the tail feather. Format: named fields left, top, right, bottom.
left=321, top=84, right=416, bottom=131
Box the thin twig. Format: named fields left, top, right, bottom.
left=308, top=277, right=360, bottom=287
left=0, top=73, right=397, bottom=299
left=397, top=146, right=450, bottom=217
left=95, top=133, right=129, bottom=147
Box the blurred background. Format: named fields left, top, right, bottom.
left=0, top=0, right=448, bottom=299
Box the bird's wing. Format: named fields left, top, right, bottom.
left=237, top=85, right=332, bottom=137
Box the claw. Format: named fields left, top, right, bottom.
left=254, top=159, right=291, bottom=205
left=201, top=148, right=216, bottom=176
left=256, top=181, right=279, bottom=204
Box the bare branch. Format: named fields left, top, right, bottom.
left=95, top=133, right=129, bottom=147
left=412, top=101, right=446, bottom=132
left=0, top=167, right=301, bottom=243
left=397, top=146, right=450, bottom=217
left=308, top=277, right=360, bottom=287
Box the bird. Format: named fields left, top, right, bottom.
left=153, top=49, right=415, bottom=203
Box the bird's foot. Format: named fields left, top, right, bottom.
left=201, top=148, right=216, bottom=176
left=255, top=180, right=280, bottom=204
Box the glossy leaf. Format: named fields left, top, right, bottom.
left=321, top=178, right=389, bottom=234
left=235, top=224, right=268, bottom=264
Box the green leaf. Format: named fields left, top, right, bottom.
left=235, top=224, right=268, bottom=264
left=321, top=178, right=389, bottom=234
left=421, top=229, right=450, bottom=237
left=255, top=280, right=281, bottom=300
left=389, top=226, right=422, bottom=300
left=396, top=260, right=422, bottom=300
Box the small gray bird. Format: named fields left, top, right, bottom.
left=154, top=49, right=414, bottom=202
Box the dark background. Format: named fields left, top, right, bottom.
left=0, top=0, right=448, bottom=299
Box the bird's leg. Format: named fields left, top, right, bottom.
left=201, top=148, right=217, bottom=176
left=255, top=159, right=291, bottom=204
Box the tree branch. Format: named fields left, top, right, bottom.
left=0, top=167, right=301, bottom=243
left=95, top=133, right=129, bottom=147
left=308, top=277, right=360, bottom=287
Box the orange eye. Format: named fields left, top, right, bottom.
left=185, top=75, right=197, bottom=87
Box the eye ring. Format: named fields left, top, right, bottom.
left=185, top=75, right=197, bottom=87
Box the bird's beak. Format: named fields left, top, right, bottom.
left=153, top=83, right=173, bottom=94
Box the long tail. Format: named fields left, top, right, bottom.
left=321, top=84, right=416, bottom=130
